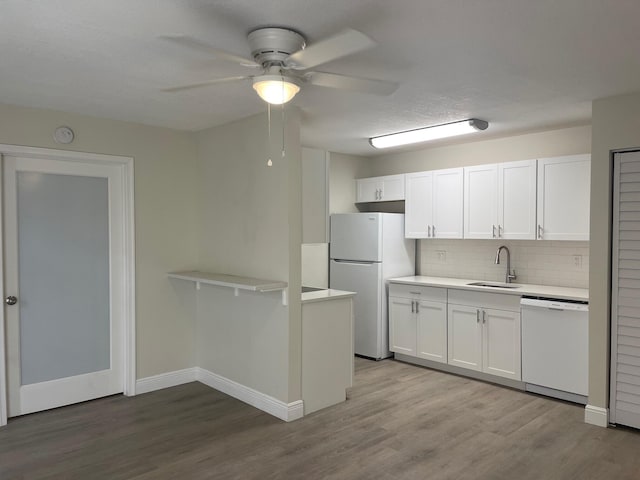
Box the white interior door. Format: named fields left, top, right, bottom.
left=3, top=154, right=125, bottom=417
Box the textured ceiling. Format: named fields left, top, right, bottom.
left=1, top=0, right=639, bottom=155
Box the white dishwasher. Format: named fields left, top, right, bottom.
left=521, top=297, right=589, bottom=404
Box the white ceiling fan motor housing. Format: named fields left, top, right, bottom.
left=247, top=28, right=306, bottom=65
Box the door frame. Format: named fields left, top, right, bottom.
left=0, top=144, right=136, bottom=427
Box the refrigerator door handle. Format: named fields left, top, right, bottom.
left=331, top=259, right=377, bottom=266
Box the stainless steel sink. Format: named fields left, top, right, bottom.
left=466, top=281, right=521, bottom=289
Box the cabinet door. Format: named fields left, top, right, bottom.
left=389, top=297, right=416, bottom=355
left=416, top=300, right=447, bottom=363
left=447, top=304, right=482, bottom=371
left=498, top=160, right=537, bottom=240
left=537, top=154, right=590, bottom=240
left=464, top=164, right=498, bottom=239
left=405, top=171, right=433, bottom=239
left=356, top=177, right=381, bottom=203
left=380, top=174, right=405, bottom=201
left=482, top=308, right=521, bottom=380
left=433, top=168, right=464, bottom=238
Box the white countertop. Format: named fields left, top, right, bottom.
left=302, top=289, right=356, bottom=304
left=389, top=276, right=588, bottom=302
left=168, top=270, right=287, bottom=292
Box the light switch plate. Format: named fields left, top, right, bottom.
left=573, top=255, right=583, bottom=268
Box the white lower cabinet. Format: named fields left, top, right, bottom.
left=390, top=282, right=523, bottom=383
left=447, top=289, right=521, bottom=381
left=482, top=307, right=521, bottom=380
left=447, top=304, right=482, bottom=371
left=389, top=296, right=416, bottom=355
left=416, top=300, right=447, bottom=363
left=389, top=284, right=447, bottom=363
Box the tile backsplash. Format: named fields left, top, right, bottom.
left=419, top=239, right=589, bottom=289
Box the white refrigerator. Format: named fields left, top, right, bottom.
left=330, top=213, right=415, bottom=359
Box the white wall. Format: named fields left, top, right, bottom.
left=301, top=243, right=329, bottom=288
left=0, top=103, right=200, bottom=379
left=329, top=152, right=372, bottom=213
left=302, top=147, right=328, bottom=244
left=195, top=110, right=302, bottom=403
left=590, top=91, right=640, bottom=410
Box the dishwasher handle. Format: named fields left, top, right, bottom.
left=520, top=297, right=588, bottom=312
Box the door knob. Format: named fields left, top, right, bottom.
left=5, top=296, right=17, bottom=306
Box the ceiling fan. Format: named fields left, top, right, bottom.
left=161, top=27, right=398, bottom=104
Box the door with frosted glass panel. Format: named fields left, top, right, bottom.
left=3, top=155, right=124, bottom=417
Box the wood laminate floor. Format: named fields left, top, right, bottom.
left=2, top=358, right=640, bottom=479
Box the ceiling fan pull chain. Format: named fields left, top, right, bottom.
left=267, top=103, right=273, bottom=167
left=281, top=85, right=286, bottom=159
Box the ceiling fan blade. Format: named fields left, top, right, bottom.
left=162, top=76, right=250, bottom=92
left=306, top=72, right=398, bottom=96
left=159, top=35, right=260, bottom=68
left=286, top=29, right=375, bottom=70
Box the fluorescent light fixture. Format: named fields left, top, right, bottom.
left=252, top=75, right=301, bottom=105
left=369, top=119, right=489, bottom=149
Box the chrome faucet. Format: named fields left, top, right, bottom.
left=495, top=246, right=517, bottom=283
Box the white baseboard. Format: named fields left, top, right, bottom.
left=584, top=404, right=609, bottom=428
left=135, top=367, right=197, bottom=395
left=196, top=367, right=304, bottom=422
left=135, top=366, right=304, bottom=422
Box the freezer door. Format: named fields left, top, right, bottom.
left=330, top=213, right=382, bottom=262
left=330, top=259, right=384, bottom=359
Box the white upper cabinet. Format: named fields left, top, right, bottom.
left=498, top=160, right=537, bottom=239
left=356, top=177, right=379, bottom=203
left=433, top=169, right=464, bottom=238
left=464, top=164, right=498, bottom=239
left=355, top=174, right=405, bottom=203
left=537, top=154, right=591, bottom=240
left=405, top=168, right=463, bottom=239
left=464, top=160, right=537, bottom=240
left=405, top=171, right=433, bottom=238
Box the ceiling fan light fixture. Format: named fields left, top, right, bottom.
left=252, top=75, right=301, bottom=105
left=369, top=119, right=489, bottom=149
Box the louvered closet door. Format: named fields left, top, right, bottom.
left=611, top=150, right=640, bottom=428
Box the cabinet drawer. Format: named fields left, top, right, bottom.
left=389, top=283, right=447, bottom=303
left=448, top=289, right=521, bottom=312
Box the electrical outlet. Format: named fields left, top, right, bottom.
left=436, top=250, right=446, bottom=263
left=573, top=255, right=583, bottom=268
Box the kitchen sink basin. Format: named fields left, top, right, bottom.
left=466, top=281, right=521, bottom=289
